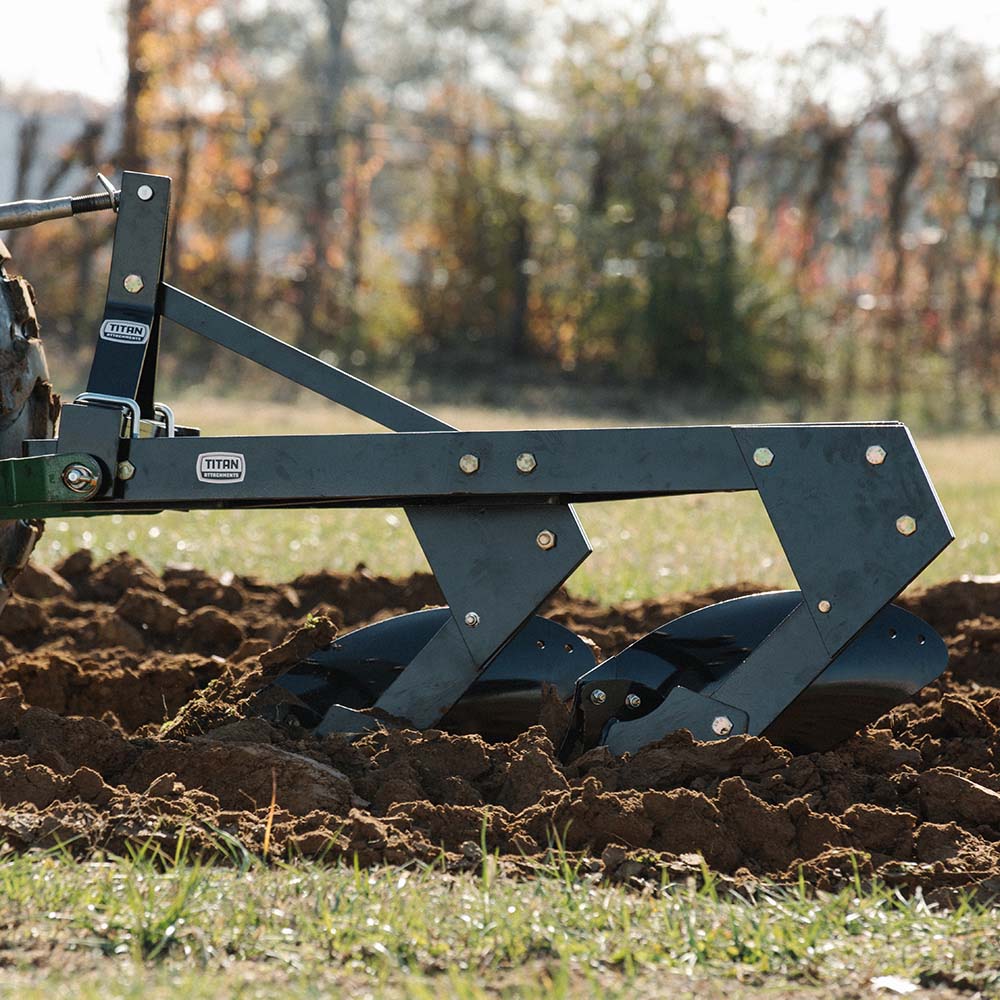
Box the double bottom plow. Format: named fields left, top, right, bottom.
left=0, top=172, right=954, bottom=757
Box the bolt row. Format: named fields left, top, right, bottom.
left=459, top=451, right=537, bottom=475
left=462, top=451, right=557, bottom=557
left=752, top=442, right=891, bottom=469
left=122, top=184, right=156, bottom=294
left=755, top=441, right=918, bottom=618
left=587, top=686, right=732, bottom=734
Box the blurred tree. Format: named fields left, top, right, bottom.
left=877, top=101, right=919, bottom=419
left=123, top=0, right=154, bottom=171
left=349, top=0, right=537, bottom=365
left=538, top=9, right=804, bottom=396
left=5, top=115, right=41, bottom=255
left=11, top=2, right=1000, bottom=422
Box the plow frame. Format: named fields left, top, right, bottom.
left=0, top=171, right=955, bottom=745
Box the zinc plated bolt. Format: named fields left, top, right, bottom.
left=712, top=715, right=733, bottom=736
left=459, top=454, right=479, bottom=474
left=625, top=693, right=642, bottom=709
left=866, top=445, right=886, bottom=465
left=536, top=529, right=557, bottom=550
left=589, top=688, right=607, bottom=706
left=61, top=463, right=100, bottom=497
left=896, top=515, right=917, bottom=536
left=123, top=273, right=144, bottom=294
left=137, top=184, right=154, bottom=201
left=515, top=452, right=537, bottom=474
left=117, top=460, right=136, bottom=481
left=463, top=611, right=480, bottom=628
left=753, top=447, right=774, bottom=468
left=817, top=599, right=832, bottom=614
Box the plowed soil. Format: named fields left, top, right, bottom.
left=1, top=550, right=999, bottom=900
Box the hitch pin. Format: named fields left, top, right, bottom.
left=0, top=172, right=120, bottom=231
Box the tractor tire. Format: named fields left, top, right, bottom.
left=0, top=241, right=59, bottom=615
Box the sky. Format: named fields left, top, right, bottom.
left=0, top=0, right=998, bottom=105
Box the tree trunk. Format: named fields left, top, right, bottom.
left=167, top=117, right=194, bottom=280
left=5, top=116, right=41, bottom=252
left=509, top=200, right=530, bottom=358
left=976, top=182, right=1000, bottom=427
left=122, top=0, right=153, bottom=172
left=298, top=128, right=333, bottom=351
left=879, top=103, right=919, bottom=420
left=297, top=0, right=353, bottom=351
left=244, top=121, right=275, bottom=316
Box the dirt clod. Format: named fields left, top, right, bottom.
left=116, top=589, right=186, bottom=635
left=1, top=549, right=999, bottom=893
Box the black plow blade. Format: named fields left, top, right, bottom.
left=563, top=591, right=947, bottom=758
left=258, top=591, right=945, bottom=759
left=261, top=608, right=595, bottom=743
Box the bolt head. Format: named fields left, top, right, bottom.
left=589, top=688, right=607, bottom=706
left=753, top=447, right=774, bottom=468
left=896, top=515, right=917, bottom=536
left=458, top=453, right=480, bottom=475
left=625, top=693, right=642, bottom=709
left=515, top=452, right=537, bottom=474
left=123, top=273, right=144, bottom=294
left=117, top=460, right=136, bottom=481
left=61, top=463, right=99, bottom=497
left=136, top=184, right=155, bottom=201
left=866, top=445, right=886, bottom=466
left=463, top=611, right=480, bottom=628
left=712, top=715, right=734, bottom=736
left=536, top=529, right=557, bottom=550
left=817, top=599, right=832, bottom=614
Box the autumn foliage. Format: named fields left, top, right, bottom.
left=5, top=5, right=999, bottom=424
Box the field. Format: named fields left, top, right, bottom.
left=3, top=398, right=1000, bottom=998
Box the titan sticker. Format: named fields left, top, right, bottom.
left=99, top=318, right=150, bottom=345
left=196, top=452, right=246, bottom=484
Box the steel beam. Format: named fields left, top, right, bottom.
left=161, top=285, right=450, bottom=433
left=85, top=173, right=171, bottom=415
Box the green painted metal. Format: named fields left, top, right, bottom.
left=0, top=453, right=99, bottom=521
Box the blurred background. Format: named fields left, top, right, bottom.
left=2, top=0, right=1000, bottom=427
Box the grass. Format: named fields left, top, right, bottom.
left=1, top=846, right=998, bottom=998
left=31, top=395, right=1000, bottom=600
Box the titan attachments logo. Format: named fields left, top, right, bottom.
left=100, top=318, right=150, bottom=345
left=196, top=452, right=246, bottom=484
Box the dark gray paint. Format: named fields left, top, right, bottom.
left=85, top=173, right=171, bottom=408
left=17, top=170, right=955, bottom=739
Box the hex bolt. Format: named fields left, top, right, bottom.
left=123, top=273, right=144, bottom=294
left=896, top=515, right=917, bottom=536
left=536, top=529, right=557, bottom=550
left=463, top=611, right=480, bottom=628
left=817, top=599, right=832, bottom=614
left=589, top=688, right=607, bottom=706
left=753, top=447, right=774, bottom=468
left=458, top=453, right=479, bottom=475
left=515, top=452, right=537, bottom=474
left=117, top=460, right=136, bottom=481
left=712, top=715, right=733, bottom=736
left=866, top=445, right=886, bottom=466
left=625, top=693, right=642, bottom=709
left=61, top=463, right=100, bottom=498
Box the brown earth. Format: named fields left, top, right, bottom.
left=0, top=549, right=999, bottom=901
